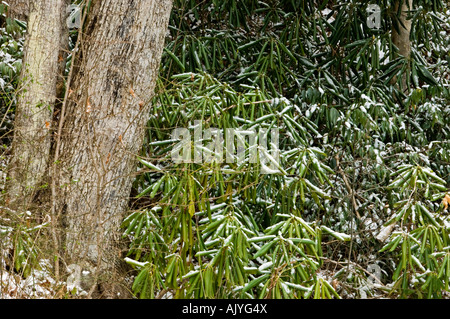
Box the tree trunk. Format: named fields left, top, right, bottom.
left=6, top=0, right=29, bottom=21
left=56, top=0, right=172, bottom=297
left=391, top=0, right=413, bottom=91
left=7, top=0, right=68, bottom=209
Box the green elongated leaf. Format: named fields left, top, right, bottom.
left=202, top=217, right=225, bottom=233
left=278, top=40, right=297, bottom=63
left=125, top=257, right=149, bottom=269
left=297, top=56, right=315, bottom=69
left=437, top=255, right=448, bottom=279
left=303, top=178, right=330, bottom=199
left=164, top=47, right=185, bottom=72
left=429, top=182, right=448, bottom=192
left=210, top=247, right=223, bottom=267
left=321, top=279, right=340, bottom=299
left=388, top=169, right=413, bottom=189
left=253, top=239, right=277, bottom=258
left=395, top=205, right=408, bottom=222
left=134, top=214, right=145, bottom=238
left=379, top=234, right=402, bottom=252
left=237, top=39, right=263, bottom=51
left=421, top=168, right=446, bottom=184
left=401, top=237, right=407, bottom=269
left=411, top=60, right=419, bottom=87
left=195, top=249, right=219, bottom=257
left=241, top=273, right=270, bottom=294
left=150, top=177, right=165, bottom=198
left=247, top=235, right=276, bottom=243
left=344, top=39, right=369, bottom=49
left=416, top=63, right=438, bottom=85
left=123, top=212, right=140, bottom=236
left=320, top=226, right=350, bottom=241
left=288, top=238, right=316, bottom=246
left=417, top=203, right=440, bottom=227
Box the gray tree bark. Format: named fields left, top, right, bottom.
left=6, top=0, right=29, bottom=21
left=391, top=0, right=413, bottom=91
left=8, top=0, right=68, bottom=209
left=56, top=0, right=172, bottom=297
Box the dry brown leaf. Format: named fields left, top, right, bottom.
left=105, top=152, right=111, bottom=165
left=86, top=97, right=91, bottom=113
left=332, top=279, right=339, bottom=290
left=443, top=194, right=450, bottom=211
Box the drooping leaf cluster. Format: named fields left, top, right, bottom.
left=124, top=0, right=450, bottom=299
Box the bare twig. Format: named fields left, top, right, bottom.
left=335, top=154, right=361, bottom=220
